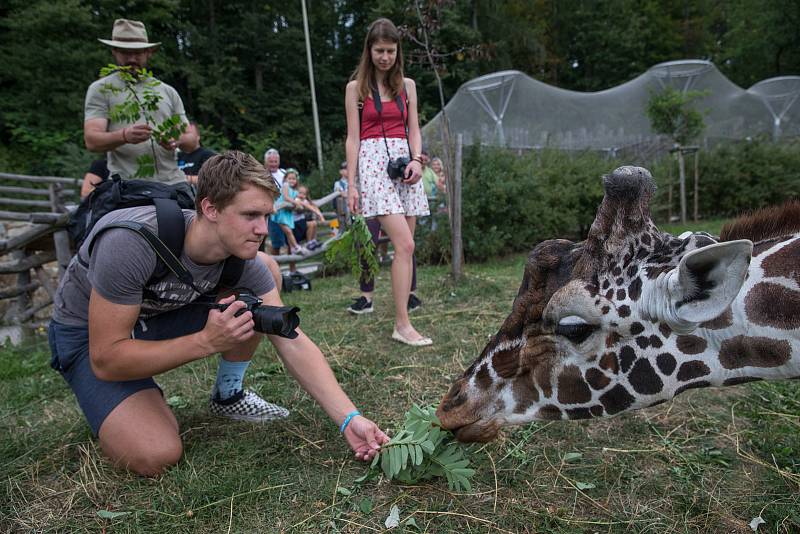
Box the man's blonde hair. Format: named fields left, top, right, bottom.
left=196, top=150, right=279, bottom=214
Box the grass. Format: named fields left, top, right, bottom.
left=2, top=247, right=798, bottom=533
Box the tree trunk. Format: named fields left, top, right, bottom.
left=451, top=135, right=464, bottom=281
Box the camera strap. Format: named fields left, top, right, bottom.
left=370, top=84, right=412, bottom=162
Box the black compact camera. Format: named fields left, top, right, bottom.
left=386, top=156, right=410, bottom=181
left=203, top=291, right=301, bottom=338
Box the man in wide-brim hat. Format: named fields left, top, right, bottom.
left=83, top=18, right=192, bottom=186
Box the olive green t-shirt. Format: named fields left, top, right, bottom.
left=84, top=71, right=188, bottom=185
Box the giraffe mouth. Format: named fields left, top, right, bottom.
left=450, top=418, right=504, bottom=443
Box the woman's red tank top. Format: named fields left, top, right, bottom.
left=360, top=96, right=407, bottom=140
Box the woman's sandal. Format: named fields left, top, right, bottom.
left=392, top=328, right=433, bottom=347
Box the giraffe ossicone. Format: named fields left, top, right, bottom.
left=437, top=165, right=800, bottom=443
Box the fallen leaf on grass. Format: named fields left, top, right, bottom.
left=749, top=516, right=766, bottom=531
left=97, top=510, right=130, bottom=519
left=385, top=504, right=400, bottom=529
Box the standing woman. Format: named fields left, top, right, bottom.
left=345, top=18, right=432, bottom=347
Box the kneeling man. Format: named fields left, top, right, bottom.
left=49, top=150, right=388, bottom=476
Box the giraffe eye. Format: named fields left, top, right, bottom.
left=556, top=316, right=597, bottom=344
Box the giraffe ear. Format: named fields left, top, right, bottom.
left=668, top=240, right=753, bottom=324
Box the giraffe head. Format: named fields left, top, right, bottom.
left=437, top=166, right=753, bottom=442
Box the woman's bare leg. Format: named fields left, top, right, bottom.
left=377, top=214, right=427, bottom=341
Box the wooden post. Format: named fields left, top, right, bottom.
left=667, top=151, right=674, bottom=223
left=693, top=150, right=699, bottom=222
left=49, top=183, right=72, bottom=277
left=451, top=134, right=463, bottom=281
left=5, top=250, right=29, bottom=324
left=677, top=146, right=687, bottom=223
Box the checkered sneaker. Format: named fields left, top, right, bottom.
left=209, top=389, right=290, bottom=423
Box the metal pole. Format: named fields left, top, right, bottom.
left=301, top=0, right=324, bottom=176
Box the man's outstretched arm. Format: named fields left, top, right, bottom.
left=261, top=288, right=389, bottom=460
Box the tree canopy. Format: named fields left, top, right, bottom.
left=1, top=0, right=797, bottom=180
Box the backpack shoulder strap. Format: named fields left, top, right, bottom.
left=215, top=255, right=246, bottom=292
left=152, top=198, right=185, bottom=280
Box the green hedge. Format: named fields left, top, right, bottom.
left=413, top=139, right=800, bottom=263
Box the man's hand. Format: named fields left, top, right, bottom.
left=199, top=295, right=256, bottom=354
left=123, top=123, right=152, bottom=145
left=343, top=415, right=390, bottom=461
left=159, top=138, right=178, bottom=151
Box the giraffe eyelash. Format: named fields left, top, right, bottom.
left=555, top=316, right=598, bottom=344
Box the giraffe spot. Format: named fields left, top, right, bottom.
left=616, top=277, right=624, bottom=286
left=623, top=254, right=633, bottom=268
left=475, top=364, right=493, bottom=390
left=557, top=365, right=592, bottom=404
left=512, top=372, right=539, bottom=413
left=618, top=305, right=631, bottom=317
left=674, top=381, right=710, bottom=396
left=646, top=265, right=671, bottom=280
left=627, top=265, right=639, bottom=278
left=619, top=345, right=636, bottom=373
left=616, top=289, right=627, bottom=300
left=636, top=248, right=649, bottom=260
left=612, top=266, right=622, bottom=277
left=537, top=405, right=562, bottom=420
left=636, top=336, right=650, bottom=349
left=599, top=384, right=635, bottom=415
left=602, top=280, right=610, bottom=290
left=605, top=288, right=614, bottom=300
left=599, top=352, right=619, bottom=373
left=586, top=284, right=599, bottom=297
left=640, top=233, right=651, bottom=246
left=601, top=305, right=610, bottom=315
left=630, top=322, right=645, bottom=335
left=656, top=353, right=677, bottom=375
left=761, top=239, right=800, bottom=284
left=629, top=359, right=663, bottom=395
left=590, top=405, right=604, bottom=417
left=440, top=381, right=468, bottom=412
left=492, top=345, right=521, bottom=378
left=723, top=376, right=763, bottom=386
left=629, top=277, right=643, bottom=301
left=605, top=332, right=622, bottom=348
left=586, top=368, right=610, bottom=390
left=700, top=307, right=734, bottom=330
left=649, top=335, right=663, bottom=348
left=676, top=335, right=707, bottom=355
left=658, top=323, right=672, bottom=338
left=676, top=361, right=711, bottom=381
left=745, top=282, right=800, bottom=329
left=566, top=407, right=593, bottom=419
left=534, top=363, right=553, bottom=397
left=719, top=336, right=792, bottom=369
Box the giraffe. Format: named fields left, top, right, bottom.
left=437, top=165, right=800, bottom=443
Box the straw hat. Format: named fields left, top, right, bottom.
left=98, top=19, right=160, bottom=50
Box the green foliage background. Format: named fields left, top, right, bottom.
left=412, top=139, right=800, bottom=263
left=1, top=0, right=799, bottom=186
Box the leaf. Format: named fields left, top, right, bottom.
left=166, top=395, right=188, bottom=409
left=400, top=444, right=409, bottom=471
left=563, top=452, right=583, bottom=462
left=97, top=510, right=130, bottom=520
left=358, top=497, right=372, bottom=515
left=749, top=516, right=766, bottom=531
left=385, top=504, right=400, bottom=529
left=403, top=516, right=419, bottom=530
left=336, top=487, right=352, bottom=496
left=575, top=481, right=596, bottom=490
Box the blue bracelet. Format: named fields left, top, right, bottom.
left=339, top=410, right=361, bottom=433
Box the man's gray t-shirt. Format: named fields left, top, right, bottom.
left=85, top=71, right=188, bottom=185
left=53, top=206, right=274, bottom=327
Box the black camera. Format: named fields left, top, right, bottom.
left=386, top=156, right=410, bottom=181
left=205, top=291, right=301, bottom=338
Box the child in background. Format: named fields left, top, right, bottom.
left=332, top=161, right=349, bottom=233
left=270, top=168, right=308, bottom=256
left=295, top=184, right=326, bottom=251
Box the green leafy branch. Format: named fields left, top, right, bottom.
left=325, top=215, right=379, bottom=282
left=99, top=64, right=186, bottom=178
left=368, top=404, right=475, bottom=492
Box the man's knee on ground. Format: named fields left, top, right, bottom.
left=107, top=436, right=183, bottom=477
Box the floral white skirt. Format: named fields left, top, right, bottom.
left=358, top=137, right=429, bottom=218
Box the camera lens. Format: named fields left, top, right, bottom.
left=252, top=305, right=301, bottom=338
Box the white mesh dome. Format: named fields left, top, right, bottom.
left=422, top=60, right=800, bottom=157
